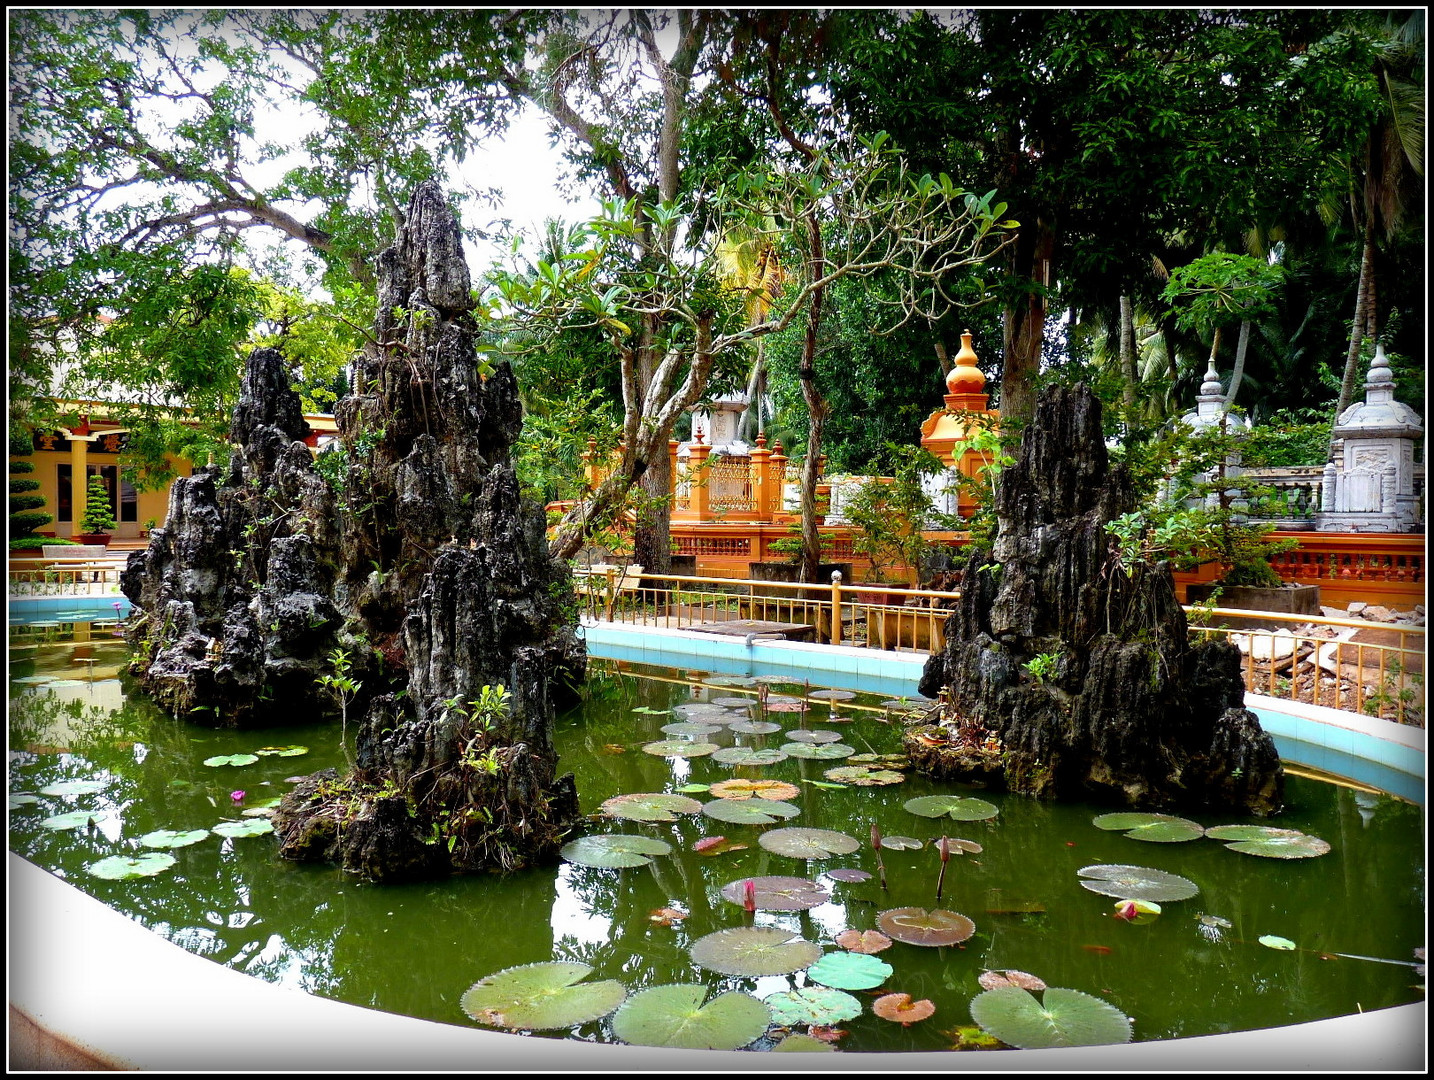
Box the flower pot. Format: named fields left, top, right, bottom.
left=76, top=533, right=112, bottom=547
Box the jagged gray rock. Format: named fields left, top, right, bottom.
left=123, top=180, right=586, bottom=879
left=914, top=383, right=1283, bottom=815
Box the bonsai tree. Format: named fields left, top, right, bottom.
left=79, top=474, right=117, bottom=538
left=844, top=444, right=959, bottom=585
left=1107, top=422, right=1296, bottom=589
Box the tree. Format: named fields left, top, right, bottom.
left=1327, top=10, right=1425, bottom=458
left=1159, top=251, right=1287, bottom=408
left=494, top=139, right=1016, bottom=565
left=824, top=9, right=1384, bottom=428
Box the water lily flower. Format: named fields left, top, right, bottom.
left=1113, top=900, right=1140, bottom=921
left=742, top=878, right=756, bottom=913
left=230, top=790, right=246, bottom=803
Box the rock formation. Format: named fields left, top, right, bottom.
left=123, top=181, right=586, bottom=879
left=912, top=384, right=1283, bottom=815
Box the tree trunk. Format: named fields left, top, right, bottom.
left=1118, top=294, right=1137, bottom=421
left=1225, top=316, right=1252, bottom=407
left=999, top=220, right=1054, bottom=428
left=798, top=211, right=828, bottom=583
left=1329, top=214, right=1375, bottom=461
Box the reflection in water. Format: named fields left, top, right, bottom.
left=7, top=627, right=1427, bottom=1052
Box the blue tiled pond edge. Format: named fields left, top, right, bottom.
left=8, top=617, right=1427, bottom=1070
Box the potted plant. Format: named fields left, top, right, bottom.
left=77, top=474, right=117, bottom=545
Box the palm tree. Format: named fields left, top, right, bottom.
left=1329, top=10, right=1424, bottom=454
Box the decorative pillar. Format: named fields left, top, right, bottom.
left=686, top=440, right=712, bottom=521
left=918, top=329, right=997, bottom=519
left=750, top=433, right=776, bottom=521
left=582, top=437, right=600, bottom=491
left=1321, top=461, right=1338, bottom=513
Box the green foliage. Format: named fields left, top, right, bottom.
left=316, top=647, right=362, bottom=766
left=1161, top=252, right=1287, bottom=338
left=1241, top=409, right=1333, bottom=468
left=842, top=444, right=956, bottom=584
left=1022, top=652, right=1060, bottom=685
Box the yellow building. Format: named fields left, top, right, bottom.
left=12, top=402, right=339, bottom=543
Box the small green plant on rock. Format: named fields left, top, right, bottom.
left=1023, top=652, right=1060, bottom=685
left=316, top=647, right=361, bottom=767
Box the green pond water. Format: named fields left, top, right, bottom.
left=7, top=627, right=1426, bottom=1054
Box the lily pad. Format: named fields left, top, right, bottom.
left=834, top=928, right=891, bottom=953
left=879, top=835, right=924, bottom=851
left=823, top=766, right=905, bottom=787
left=610, top=984, right=769, bottom=1050
left=692, top=836, right=747, bottom=855
left=1259, top=935, right=1298, bottom=950
left=780, top=742, right=855, bottom=760
left=8, top=793, right=40, bottom=809
left=86, top=852, right=177, bottom=880
left=968, top=986, right=1132, bottom=1050
left=203, top=753, right=260, bottom=768
left=561, top=833, right=672, bottom=869
left=978, top=969, right=1048, bottom=991
left=806, top=950, right=893, bottom=991
left=138, top=828, right=211, bottom=849
left=764, top=987, right=863, bottom=1026
left=711, top=697, right=755, bottom=709
left=877, top=907, right=976, bottom=946
left=765, top=700, right=809, bottom=713
left=211, top=818, right=275, bottom=838
left=38, top=780, right=106, bottom=797
left=707, top=675, right=758, bottom=688
left=40, top=810, right=100, bottom=831
left=460, top=961, right=626, bottom=1030
left=631, top=705, right=671, bottom=715
left=728, top=720, right=783, bottom=734
left=825, top=868, right=874, bottom=884
left=1077, top=864, right=1199, bottom=902
left=672, top=703, right=739, bottom=721
left=759, top=827, right=861, bottom=859
left=599, top=792, right=704, bottom=822
left=873, top=992, right=936, bottom=1024
left=689, top=926, right=822, bottom=977
left=719, top=875, right=830, bottom=911
left=708, top=778, right=801, bottom=801
left=786, top=729, right=844, bottom=744
left=701, top=798, right=801, bottom=825
left=1093, top=812, right=1205, bottom=843
left=1204, top=825, right=1331, bottom=859
left=712, top=746, right=789, bottom=767
left=641, top=740, right=720, bottom=758
left=808, top=689, right=855, bottom=701
left=661, top=721, right=722, bottom=736
left=848, top=753, right=910, bottom=768
left=903, top=794, right=999, bottom=821
left=254, top=745, right=309, bottom=757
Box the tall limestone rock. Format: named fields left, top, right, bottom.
left=912, top=383, right=1283, bottom=815
left=123, top=181, right=586, bottom=880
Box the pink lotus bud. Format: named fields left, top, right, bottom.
left=230, top=790, right=246, bottom=803
left=1113, top=900, right=1139, bottom=921
left=742, top=879, right=757, bottom=913
left=870, top=824, right=882, bottom=852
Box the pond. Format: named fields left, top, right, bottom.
left=7, top=622, right=1426, bottom=1055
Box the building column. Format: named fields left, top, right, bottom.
left=69, top=434, right=90, bottom=538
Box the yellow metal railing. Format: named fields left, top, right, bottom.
left=579, top=572, right=1425, bottom=726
